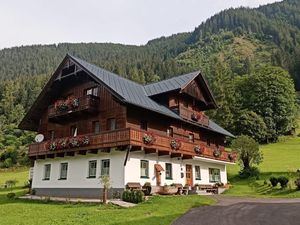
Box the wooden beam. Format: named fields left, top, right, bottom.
left=37, top=155, right=45, bottom=160
left=46, top=154, right=55, bottom=159
left=144, top=148, right=157, bottom=154
left=88, top=149, right=98, bottom=154
left=66, top=151, right=75, bottom=157
left=182, top=154, right=193, bottom=160
left=56, top=152, right=65, bottom=158
left=170, top=153, right=182, bottom=158
left=158, top=150, right=170, bottom=156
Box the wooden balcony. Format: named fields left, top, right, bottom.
left=48, top=95, right=100, bottom=122
left=179, top=105, right=209, bottom=127
left=28, top=128, right=233, bottom=163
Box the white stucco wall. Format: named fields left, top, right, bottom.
left=32, top=150, right=126, bottom=189
left=32, top=150, right=228, bottom=189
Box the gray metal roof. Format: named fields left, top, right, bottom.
left=69, top=54, right=234, bottom=138
left=144, top=71, right=199, bottom=96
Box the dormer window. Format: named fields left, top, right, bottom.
left=86, top=87, right=99, bottom=96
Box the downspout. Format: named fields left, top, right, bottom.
left=123, top=145, right=132, bottom=166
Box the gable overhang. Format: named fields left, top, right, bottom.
left=18, top=54, right=126, bottom=131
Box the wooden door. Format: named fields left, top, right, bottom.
left=185, top=164, right=193, bottom=187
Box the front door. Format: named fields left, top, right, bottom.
left=185, top=164, right=193, bottom=187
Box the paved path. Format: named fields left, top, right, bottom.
left=172, top=196, right=300, bottom=225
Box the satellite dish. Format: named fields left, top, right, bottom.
left=35, top=134, right=44, bottom=143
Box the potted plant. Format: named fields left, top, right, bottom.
left=143, top=133, right=155, bottom=145
left=48, top=141, right=57, bottom=151
left=170, top=139, right=181, bottom=150
left=194, top=145, right=204, bottom=154
left=142, top=182, right=152, bottom=196
left=213, top=148, right=221, bottom=158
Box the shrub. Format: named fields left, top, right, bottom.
left=269, top=177, right=278, bottom=187
left=5, top=179, right=17, bottom=190
left=142, top=182, right=152, bottom=196
left=239, top=167, right=260, bottom=179
left=6, top=192, right=16, bottom=199
left=278, top=176, right=289, bottom=189
left=295, top=179, right=300, bottom=190
left=122, top=190, right=144, bottom=203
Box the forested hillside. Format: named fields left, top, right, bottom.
left=0, top=0, right=299, bottom=167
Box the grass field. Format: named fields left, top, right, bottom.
left=225, top=134, right=300, bottom=197
left=0, top=167, right=215, bottom=225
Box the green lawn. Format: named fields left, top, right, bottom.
left=0, top=168, right=215, bottom=225
left=225, top=134, right=300, bottom=197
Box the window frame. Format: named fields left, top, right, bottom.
left=167, top=127, right=173, bottom=137
left=59, top=163, right=68, bottom=180
left=107, top=118, right=116, bottom=131
left=209, top=168, right=221, bottom=183
left=70, top=125, right=77, bottom=137
left=195, top=165, right=201, bottom=180
left=92, top=121, right=100, bottom=134
left=101, top=159, right=110, bottom=176
left=165, top=163, right=173, bottom=180
left=43, top=164, right=51, bottom=180
left=88, top=160, right=97, bottom=178
left=140, top=120, right=148, bottom=131
left=189, top=133, right=194, bottom=143
left=140, top=160, right=149, bottom=178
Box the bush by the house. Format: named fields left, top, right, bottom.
left=269, top=177, right=278, bottom=187
left=6, top=192, right=16, bottom=199
left=295, top=179, right=300, bottom=190
left=122, top=190, right=144, bottom=203
left=278, top=176, right=289, bottom=188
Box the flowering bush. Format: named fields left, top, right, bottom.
left=213, top=148, right=221, bottom=158
left=143, top=133, right=155, bottom=145
left=170, top=139, right=181, bottom=150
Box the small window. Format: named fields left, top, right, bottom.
left=140, top=160, right=149, bottom=178
left=88, top=160, right=97, bottom=178
left=189, top=133, right=194, bottom=142
left=93, top=121, right=100, bottom=134
left=48, top=130, right=55, bottom=140
left=70, top=125, right=77, bottom=137
left=107, top=118, right=116, bottom=130
left=59, top=163, right=68, bottom=180
left=209, top=168, right=221, bottom=183
left=140, top=120, right=148, bottom=131
left=43, top=164, right=51, bottom=180
left=195, top=166, right=201, bottom=180
left=86, top=87, right=99, bottom=96
left=101, top=159, right=110, bottom=176
left=167, top=127, right=173, bottom=137
left=165, top=163, right=173, bottom=180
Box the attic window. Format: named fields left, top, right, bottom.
left=86, top=87, right=99, bottom=96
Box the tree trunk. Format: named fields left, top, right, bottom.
left=103, top=187, right=107, bottom=204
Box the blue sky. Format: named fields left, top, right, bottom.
left=0, top=0, right=280, bottom=49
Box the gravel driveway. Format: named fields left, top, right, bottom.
left=172, top=196, right=300, bottom=225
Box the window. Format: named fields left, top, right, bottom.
left=48, top=130, right=55, bottom=140
left=43, top=164, right=51, bottom=180
left=167, top=127, right=173, bottom=137
left=107, top=118, right=116, bottom=130
left=140, top=120, right=148, bottom=131
left=209, top=168, right=221, bottom=183
left=101, top=159, right=110, bottom=176
left=70, top=125, right=77, bottom=137
left=86, top=87, right=99, bottom=96
left=195, top=166, right=201, bottom=180
left=140, top=160, right=149, bottom=178
left=59, top=163, right=68, bottom=180
left=189, top=133, right=194, bottom=142
left=165, top=163, right=173, bottom=180
left=88, top=160, right=97, bottom=178
left=207, top=139, right=211, bottom=146
left=93, top=121, right=100, bottom=134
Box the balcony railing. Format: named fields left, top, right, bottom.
left=179, top=105, right=209, bottom=127
left=28, top=128, right=234, bottom=163
left=48, top=95, right=100, bottom=120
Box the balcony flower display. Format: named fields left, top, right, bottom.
left=191, top=112, right=203, bottom=122
left=143, top=133, right=156, bottom=145
left=58, top=138, right=69, bottom=149
left=170, top=138, right=181, bottom=150
left=54, top=96, right=79, bottom=112
left=194, top=145, right=204, bottom=154
left=228, top=152, right=237, bottom=161
left=213, top=148, right=221, bottom=158
left=48, top=142, right=57, bottom=151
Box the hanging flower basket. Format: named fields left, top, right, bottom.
left=194, top=145, right=204, bottom=154
left=228, top=152, right=237, bottom=161
left=58, top=138, right=69, bottom=149
left=79, top=136, right=90, bottom=146
left=48, top=141, right=57, bottom=151
left=213, top=148, right=221, bottom=158
left=143, top=133, right=156, bottom=145
left=170, top=139, right=181, bottom=150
